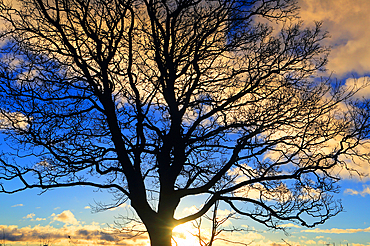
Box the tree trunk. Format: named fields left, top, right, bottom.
left=147, top=222, right=173, bottom=246
left=134, top=206, right=175, bottom=246
left=130, top=179, right=179, bottom=246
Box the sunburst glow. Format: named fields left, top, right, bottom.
left=172, top=222, right=205, bottom=246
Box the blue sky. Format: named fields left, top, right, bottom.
left=1, top=0, right=370, bottom=246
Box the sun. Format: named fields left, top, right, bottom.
left=171, top=222, right=204, bottom=246
left=143, top=222, right=211, bottom=246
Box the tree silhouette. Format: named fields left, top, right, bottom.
left=0, top=0, right=369, bottom=245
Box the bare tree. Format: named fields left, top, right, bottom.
left=191, top=201, right=252, bottom=246
left=0, top=0, right=369, bottom=246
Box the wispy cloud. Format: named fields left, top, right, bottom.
left=84, top=206, right=91, bottom=209
left=302, top=227, right=370, bottom=234
left=344, top=185, right=370, bottom=197
left=278, top=223, right=301, bottom=229
left=11, top=204, right=23, bottom=207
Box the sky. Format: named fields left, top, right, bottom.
left=1, top=0, right=370, bottom=246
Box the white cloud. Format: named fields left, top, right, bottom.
left=182, top=205, right=201, bottom=215
left=11, top=204, right=24, bottom=207
left=279, top=223, right=301, bottom=229
left=84, top=206, right=91, bottom=209
left=52, top=210, right=79, bottom=225
left=306, top=240, right=317, bottom=244
left=302, top=226, right=370, bottom=234
left=108, top=203, right=130, bottom=211
left=24, top=213, right=46, bottom=221
left=24, top=213, right=35, bottom=219
left=242, top=231, right=265, bottom=241
left=345, top=185, right=370, bottom=197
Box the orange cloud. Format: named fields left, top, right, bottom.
left=0, top=209, right=150, bottom=245
left=299, top=0, right=370, bottom=76
left=0, top=223, right=148, bottom=246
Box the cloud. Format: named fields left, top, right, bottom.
left=0, top=210, right=148, bottom=245
left=23, top=213, right=46, bottom=221
left=305, top=240, right=317, bottom=244
left=343, top=77, right=370, bottom=100
left=298, top=0, right=370, bottom=76
left=35, top=217, right=46, bottom=221
left=173, top=220, right=265, bottom=246
left=24, top=213, right=35, bottom=219
left=84, top=206, right=91, bottom=209
left=278, top=223, right=301, bottom=229
left=182, top=205, right=201, bottom=215
left=0, top=223, right=148, bottom=246
left=52, top=210, right=79, bottom=225
left=345, top=185, right=370, bottom=196
left=302, top=226, right=370, bottom=234
left=11, top=204, right=24, bottom=207
left=109, top=203, right=130, bottom=211
left=0, top=111, right=28, bottom=130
